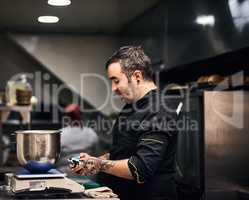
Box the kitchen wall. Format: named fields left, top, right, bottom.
left=11, top=34, right=123, bottom=115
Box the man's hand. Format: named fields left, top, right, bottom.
left=70, top=153, right=103, bottom=176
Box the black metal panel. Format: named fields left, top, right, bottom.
left=165, top=0, right=249, bottom=69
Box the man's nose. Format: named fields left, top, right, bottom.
left=112, top=84, right=117, bottom=92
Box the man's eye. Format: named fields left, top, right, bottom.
left=114, top=80, right=119, bottom=84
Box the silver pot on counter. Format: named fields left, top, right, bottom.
left=16, top=130, right=61, bottom=173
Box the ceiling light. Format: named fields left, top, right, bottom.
left=196, top=15, right=215, bottom=26
left=38, top=16, right=59, bottom=23
left=48, top=0, right=71, bottom=6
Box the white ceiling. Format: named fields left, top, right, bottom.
left=0, top=0, right=161, bottom=34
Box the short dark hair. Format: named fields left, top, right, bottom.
left=105, top=46, right=153, bottom=81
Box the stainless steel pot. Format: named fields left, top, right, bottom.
left=16, top=130, right=61, bottom=173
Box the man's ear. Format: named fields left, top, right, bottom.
left=133, top=70, right=143, bottom=83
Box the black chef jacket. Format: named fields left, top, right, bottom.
left=98, top=89, right=178, bottom=200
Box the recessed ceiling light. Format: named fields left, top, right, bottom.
left=196, top=15, right=215, bottom=26
left=48, top=0, right=71, bottom=6
left=38, top=16, right=59, bottom=23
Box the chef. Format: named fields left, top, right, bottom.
left=70, top=46, right=178, bottom=200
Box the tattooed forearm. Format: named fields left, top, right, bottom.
left=100, top=159, right=115, bottom=172
left=70, top=153, right=132, bottom=179
left=72, top=157, right=115, bottom=176
left=81, top=157, right=102, bottom=175
left=83, top=158, right=115, bottom=173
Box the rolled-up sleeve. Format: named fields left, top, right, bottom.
left=127, top=110, right=176, bottom=184
left=128, top=136, right=167, bottom=183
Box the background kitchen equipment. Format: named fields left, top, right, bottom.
left=15, top=89, right=32, bottom=105
left=5, top=74, right=32, bottom=106
left=15, top=130, right=61, bottom=173
left=175, top=90, right=249, bottom=200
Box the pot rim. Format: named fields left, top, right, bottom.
left=15, top=130, right=61, bottom=134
